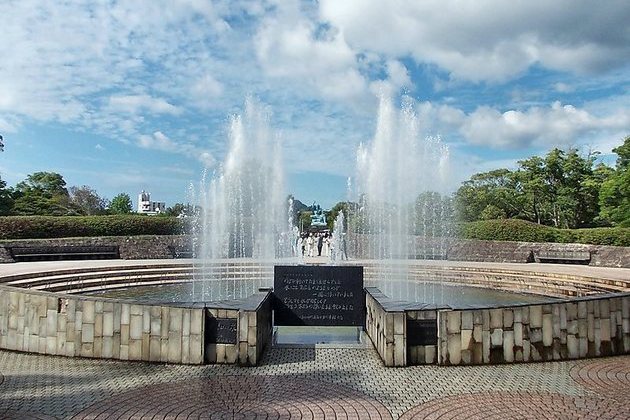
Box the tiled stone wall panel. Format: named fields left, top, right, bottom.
left=0, top=285, right=207, bottom=365
left=438, top=294, right=630, bottom=365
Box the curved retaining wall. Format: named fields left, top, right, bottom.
left=1, top=260, right=629, bottom=366
left=366, top=288, right=630, bottom=367
left=0, top=261, right=274, bottom=366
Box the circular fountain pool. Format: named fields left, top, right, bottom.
left=0, top=259, right=628, bottom=367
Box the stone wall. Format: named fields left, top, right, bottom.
left=0, top=285, right=273, bottom=366
left=238, top=291, right=272, bottom=366
left=3, top=235, right=628, bottom=267
left=349, top=234, right=630, bottom=268
left=448, top=239, right=630, bottom=268
left=365, top=289, right=406, bottom=367
left=438, top=295, right=630, bottom=365
left=0, top=286, right=204, bottom=364
left=0, top=235, right=190, bottom=263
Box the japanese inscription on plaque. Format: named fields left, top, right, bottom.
left=274, top=265, right=364, bottom=326
left=206, top=316, right=238, bottom=344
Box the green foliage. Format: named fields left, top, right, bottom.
left=599, top=136, right=630, bottom=226
left=456, top=145, right=620, bottom=228
left=0, top=215, right=186, bottom=239
left=298, top=211, right=312, bottom=231
left=69, top=185, right=109, bottom=215
left=0, top=176, right=13, bottom=216
left=458, top=219, right=559, bottom=243
left=326, top=201, right=356, bottom=231
left=457, top=219, right=630, bottom=246
left=456, top=169, right=522, bottom=222
left=109, top=193, right=133, bottom=214
left=479, top=205, right=507, bottom=220
left=12, top=172, right=74, bottom=216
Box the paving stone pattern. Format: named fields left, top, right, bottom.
left=569, top=358, right=630, bottom=404
left=1, top=348, right=628, bottom=419
left=398, top=392, right=626, bottom=419
left=71, top=376, right=392, bottom=419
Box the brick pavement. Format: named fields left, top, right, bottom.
left=1, top=348, right=628, bottom=419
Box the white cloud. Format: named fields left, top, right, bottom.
left=138, top=131, right=215, bottom=167
left=320, top=0, right=630, bottom=82
left=418, top=99, right=630, bottom=150
left=138, top=131, right=178, bottom=151
left=108, top=95, right=182, bottom=115
left=254, top=1, right=368, bottom=101
left=189, top=75, right=224, bottom=109
left=369, top=60, right=412, bottom=95
left=0, top=116, right=19, bottom=133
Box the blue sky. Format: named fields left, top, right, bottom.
left=1, top=0, right=629, bottom=209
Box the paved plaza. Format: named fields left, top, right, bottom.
left=1, top=346, right=628, bottom=419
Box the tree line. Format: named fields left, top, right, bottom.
left=0, top=172, right=184, bottom=217
left=321, top=135, right=629, bottom=232
left=2, top=136, right=629, bottom=229
left=455, top=135, right=630, bottom=228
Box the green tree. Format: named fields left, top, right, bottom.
left=12, top=172, right=72, bottom=215
left=15, top=172, right=68, bottom=196
left=515, top=155, right=548, bottom=224
left=455, top=169, right=522, bottom=222
left=600, top=136, right=630, bottom=225
left=458, top=147, right=609, bottom=228
left=165, top=203, right=195, bottom=217
left=326, top=201, right=353, bottom=231
left=479, top=204, right=507, bottom=220
left=69, top=185, right=109, bottom=215
left=0, top=175, right=14, bottom=215
left=109, top=193, right=133, bottom=214
left=298, top=211, right=312, bottom=232
left=415, top=192, right=455, bottom=236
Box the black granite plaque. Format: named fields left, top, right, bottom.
left=274, top=265, right=364, bottom=327
left=205, top=316, right=237, bottom=344
left=407, top=319, right=437, bottom=346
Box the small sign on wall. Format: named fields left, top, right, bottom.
left=206, top=315, right=237, bottom=344
left=407, top=318, right=437, bottom=346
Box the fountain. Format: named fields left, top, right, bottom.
left=191, top=98, right=296, bottom=302
left=3, top=93, right=627, bottom=369
left=353, top=94, right=452, bottom=300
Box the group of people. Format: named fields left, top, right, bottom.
left=299, top=232, right=331, bottom=257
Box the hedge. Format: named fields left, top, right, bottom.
left=1, top=215, right=629, bottom=247
left=0, top=215, right=187, bottom=239
left=458, top=219, right=630, bottom=247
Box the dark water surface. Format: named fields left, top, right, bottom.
left=86, top=279, right=555, bottom=307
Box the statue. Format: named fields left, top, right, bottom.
left=310, top=202, right=327, bottom=227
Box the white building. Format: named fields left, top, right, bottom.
left=137, top=190, right=165, bottom=215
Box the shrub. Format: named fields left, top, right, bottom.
left=571, top=228, right=630, bottom=247
left=457, top=219, right=557, bottom=243
left=457, top=219, right=630, bottom=246
left=0, top=215, right=187, bottom=239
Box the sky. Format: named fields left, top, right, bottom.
left=0, top=0, right=629, bottom=209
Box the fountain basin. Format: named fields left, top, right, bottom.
left=0, top=259, right=628, bottom=367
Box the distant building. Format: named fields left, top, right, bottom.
left=137, top=190, right=165, bottom=215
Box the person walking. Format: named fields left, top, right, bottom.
left=317, top=233, right=323, bottom=256
left=307, top=234, right=314, bottom=257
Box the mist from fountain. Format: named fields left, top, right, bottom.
left=192, top=98, right=296, bottom=302
left=353, top=94, right=452, bottom=301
